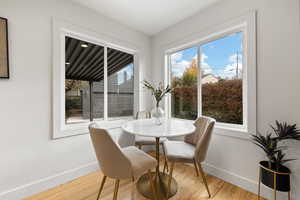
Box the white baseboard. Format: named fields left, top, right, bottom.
left=202, top=162, right=288, bottom=200
left=0, top=160, right=291, bottom=200
left=0, top=162, right=99, bottom=200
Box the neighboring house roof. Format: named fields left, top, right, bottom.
left=202, top=73, right=217, bottom=78
left=202, top=73, right=219, bottom=84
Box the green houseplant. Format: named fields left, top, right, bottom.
left=252, top=121, right=300, bottom=194
left=142, top=80, right=173, bottom=125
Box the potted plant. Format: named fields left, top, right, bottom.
left=252, top=121, right=300, bottom=197
left=142, top=80, right=173, bottom=125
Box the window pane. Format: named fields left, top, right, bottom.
left=65, top=80, right=90, bottom=124
left=201, top=32, right=243, bottom=124
left=107, top=48, right=134, bottom=118
left=170, top=46, right=198, bottom=120
left=65, top=36, right=104, bottom=123
left=92, top=80, right=104, bottom=120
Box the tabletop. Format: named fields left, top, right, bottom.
left=122, top=118, right=195, bottom=138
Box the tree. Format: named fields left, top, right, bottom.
left=182, top=59, right=198, bottom=86
left=171, top=77, right=182, bottom=87
left=65, top=80, right=86, bottom=92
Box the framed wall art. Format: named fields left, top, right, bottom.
left=0, top=17, right=9, bottom=79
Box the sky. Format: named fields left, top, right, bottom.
left=116, top=63, right=133, bottom=84
left=171, top=32, right=243, bottom=79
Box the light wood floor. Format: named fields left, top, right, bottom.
left=25, top=161, right=260, bottom=200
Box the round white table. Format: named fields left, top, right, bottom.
left=122, top=118, right=196, bottom=199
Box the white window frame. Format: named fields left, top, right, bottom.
left=52, top=19, right=140, bottom=139
left=164, top=11, right=256, bottom=139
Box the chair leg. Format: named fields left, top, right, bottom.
left=113, top=179, right=120, bottom=200
left=161, top=144, right=169, bottom=173
left=167, top=162, right=175, bottom=198
left=198, top=164, right=211, bottom=198
left=131, top=176, right=137, bottom=200
left=96, top=175, right=107, bottom=200
left=193, top=159, right=199, bottom=177
left=147, top=170, right=158, bottom=200
left=163, top=160, right=167, bottom=174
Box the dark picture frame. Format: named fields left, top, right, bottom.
left=0, top=17, right=9, bottom=79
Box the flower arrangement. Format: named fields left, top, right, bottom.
left=142, top=80, right=173, bottom=107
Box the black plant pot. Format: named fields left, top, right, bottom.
left=259, top=161, right=291, bottom=192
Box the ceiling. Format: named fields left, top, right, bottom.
left=71, top=0, right=221, bottom=35
left=65, top=36, right=133, bottom=82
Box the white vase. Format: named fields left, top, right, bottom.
left=151, top=106, right=165, bottom=125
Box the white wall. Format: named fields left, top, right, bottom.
left=152, top=0, right=300, bottom=199
left=0, top=0, right=151, bottom=199
left=1, top=0, right=300, bottom=199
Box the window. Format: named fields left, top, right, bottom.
left=170, top=47, right=198, bottom=120
left=64, top=36, right=134, bottom=124
left=65, top=36, right=104, bottom=124
left=107, top=48, right=134, bottom=118
left=166, top=12, right=256, bottom=136
left=168, top=32, right=245, bottom=126
left=201, top=32, right=243, bottom=125
left=53, top=20, right=139, bottom=138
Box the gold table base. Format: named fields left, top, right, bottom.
left=137, top=172, right=177, bottom=200
left=136, top=137, right=177, bottom=199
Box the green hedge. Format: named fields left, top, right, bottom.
left=172, top=79, right=243, bottom=124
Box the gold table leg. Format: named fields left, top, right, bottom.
left=257, top=167, right=261, bottom=200
left=156, top=138, right=160, bottom=177
left=273, top=174, right=276, bottom=200
left=137, top=137, right=178, bottom=199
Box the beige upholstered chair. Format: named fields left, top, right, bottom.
left=89, top=124, right=157, bottom=200
left=163, top=116, right=215, bottom=198
left=134, top=111, right=169, bottom=171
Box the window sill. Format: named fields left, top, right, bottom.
left=53, top=117, right=134, bottom=139
left=170, top=117, right=251, bottom=141
left=54, top=116, right=251, bottom=141
left=214, top=125, right=251, bottom=140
